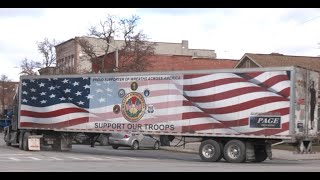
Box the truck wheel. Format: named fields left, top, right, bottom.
left=19, top=132, right=24, bottom=150
left=199, top=139, right=223, bottom=162
left=131, top=141, right=139, bottom=150
left=52, top=138, right=62, bottom=151
left=4, top=129, right=11, bottom=146
left=223, top=140, right=246, bottom=163
left=254, top=147, right=268, bottom=162
left=112, top=145, right=119, bottom=149
left=22, top=132, right=30, bottom=151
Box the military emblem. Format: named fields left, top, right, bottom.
left=121, top=92, right=146, bottom=122
left=113, top=105, right=120, bottom=114
left=118, top=89, right=125, bottom=98
left=131, top=82, right=138, bottom=91
left=147, top=105, right=154, bottom=113
left=144, top=89, right=150, bottom=97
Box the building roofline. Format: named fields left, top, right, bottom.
left=55, top=37, right=76, bottom=47
left=246, top=53, right=320, bottom=59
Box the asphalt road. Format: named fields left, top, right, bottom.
left=1, top=133, right=320, bottom=172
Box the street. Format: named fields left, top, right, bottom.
left=1, top=133, right=320, bottom=172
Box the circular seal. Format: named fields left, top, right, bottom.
left=118, top=89, right=125, bottom=98
left=144, top=89, right=150, bottom=97
left=121, top=92, right=146, bottom=122
left=131, top=82, right=138, bottom=91
left=113, top=105, right=120, bottom=114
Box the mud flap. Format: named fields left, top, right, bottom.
left=28, top=135, right=43, bottom=151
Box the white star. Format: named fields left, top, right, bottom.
left=30, top=79, right=35, bottom=82
left=86, top=94, right=94, bottom=99
left=95, top=82, right=101, bottom=86
left=64, top=88, right=71, bottom=93
left=106, top=88, right=112, bottom=92
left=83, top=84, right=90, bottom=89
left=53, top=78, right=58, bottom=80
left=73, top=81, right=80, bottom=86
left=83, top=77, right=88, bottom=79
left=40, top=100, right=47, bottom=104
left=22, top=99, right=28, bottom=103
left=39, top=82, right=45, bottom=87
left=22, top=91, right=28, bottom=95
left=96, top=89, right=103, bottom=93
left=48, top=78, right=51, bottom=81
left=50, top=94, right=56, bottom=98
left=59, top=97, right=66, bottom=101
left=22, top=82, right=27, bottom=86
left=68, top=97, right=73, bottom=101
left=99, top=98, right=105, bottom=102
left=55, top=85, right=60, bottom=89
left=75, top=91, right=82, bottom=96
left=62, top=79, right=69, bottom=83
left=77, top=101, right=84, bottom=105
left=49, top=86, right=55, bottom=90
left=31, top=96, right=37, bottom=100
left=30, top=88, right=36, bottom=92
left=40, top=92, right=46, bottom=96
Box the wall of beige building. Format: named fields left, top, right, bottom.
left=55, top=36, right=217, bottom=74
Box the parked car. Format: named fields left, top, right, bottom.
left=109, top=132, right=160, bottom=150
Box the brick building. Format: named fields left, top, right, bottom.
left=92, top=52, right=238, bottom=73
left=54, top=37, right=217, bottom=74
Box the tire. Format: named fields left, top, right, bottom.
left=4, top=129, right=11, bottom=146
left=199, top=139, right=223, bottom=162
left=254, top=146, right=268, bottom=162
left=99, top=135, right=109, bottom=146
left=112, top=145, right=119, bottom=149
left=19, top=132, right=24, bottom=150
left=22, top=132, right=30, bottom=151
left=131, top=141, right=139, bottom=150
left=52, top=138, right=62, bottom=151
left=223, top=140, right=246, bottom=163
left=154, top=141, right=160, bottom=150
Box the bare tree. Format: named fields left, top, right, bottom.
left=78, top=14, right=155, bottom=73
left=37, top=38, right=57, bottom=67
left=0, top=75, right=15, bottom=118
left=20, top=58, right=41, bottom=75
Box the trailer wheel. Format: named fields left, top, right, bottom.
left=223, top=140, right=246, bottom=163
left=254, top=146, right=268, bottom=163
left=22, top=132, right=30, bottom=151
left=199, top=139, right=223, bottom=162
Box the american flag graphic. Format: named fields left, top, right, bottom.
left=20, top=70, right=290, bottom=137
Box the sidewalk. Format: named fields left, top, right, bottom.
left=160, top=142, right=320, bottom=161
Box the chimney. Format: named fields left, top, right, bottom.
left=182, top=40, right=188, bottom=49
left=270, top=52, right=283, bottom=56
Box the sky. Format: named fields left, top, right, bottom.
left=1, top=8, right=320, bottom=82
